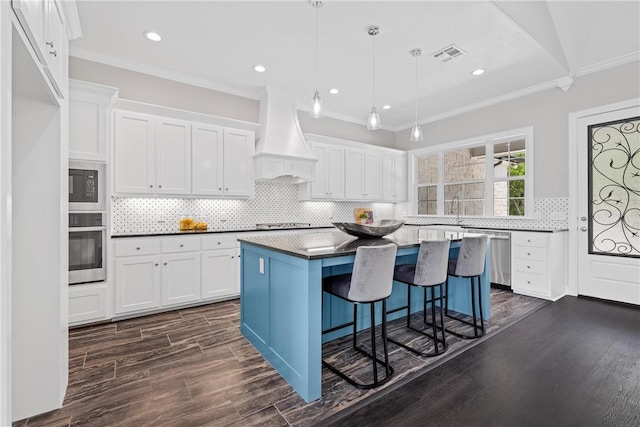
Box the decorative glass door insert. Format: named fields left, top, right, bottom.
left=588, top=116, right=640, bottom=257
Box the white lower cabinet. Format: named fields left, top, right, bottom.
left=511, top=231, right=567, bottom=301
left=161, top=252, right=201, bottom=306
left=115, top=254, right=161, bottom=314
left=201, top=249, right=237, bottom=300
left=114, top=234, right=239, bottom=317
left=69, top=282, right=108, bottom=325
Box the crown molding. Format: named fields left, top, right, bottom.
left=574, top=51, right=639, bottom=79
left=59, top=0, right=83, bottom=40
left=395, top=52, right=640, bottom=132
left=69, top=47, right=262, bottom=100
left=394, top=79, right=559, bottom=131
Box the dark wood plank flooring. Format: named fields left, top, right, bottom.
left=325, top=296, right=640, bottom=427
left=13, top=289, right=550, bottom=427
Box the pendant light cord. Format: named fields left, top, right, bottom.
left=372, top=33, right=376, bottom=107
left=315, top=2, right=319, bottom=90
left=415, top=54, right=418, bottom=124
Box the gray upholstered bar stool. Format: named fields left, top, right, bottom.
left=322, top=243, right=398, bottom=389
left=387, top=240, right=451, bottom=357
left=445, top=235, right=488, bottom=339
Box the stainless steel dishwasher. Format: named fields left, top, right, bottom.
left=467, top=229, right=511, bottom=287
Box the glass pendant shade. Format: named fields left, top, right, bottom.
left=310, top=90, right=323, bottom=118
left=410, top=124, right=424, bottom=142
left=367, top=107, right=381, bottom=130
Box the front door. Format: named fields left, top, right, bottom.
left=576, top=103, right=640, bottom=305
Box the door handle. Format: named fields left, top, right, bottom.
left=580, top=226, right=587, bottom=232
left=580, top=216, right=587, bottom=221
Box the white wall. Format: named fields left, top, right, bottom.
left=70, top=57, right=395, bottom=149
left=0, top=2, right=12, bottom=425
left=395, top=61, right=640, bottom=198
left=10, top=28, right=68, bottom=420
left=70, top=56, right=260, bottom=123
left=298, top=112, right=396, bottom=148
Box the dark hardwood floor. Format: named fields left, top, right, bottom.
left=12, top=290, right=549, bottom=427
left=325, top=296, right=640, bottom=427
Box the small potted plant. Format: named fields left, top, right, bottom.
left=358, top=212, right=369, bottom=224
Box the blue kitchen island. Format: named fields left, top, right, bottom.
left=238, top=227, right=491, bottom=402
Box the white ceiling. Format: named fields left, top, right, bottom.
left=70, top=1, right=640, bottom=130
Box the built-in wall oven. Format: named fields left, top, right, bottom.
left=69, top=160, right=106, bottom=211
left=69, top=212, right=106, bottom=285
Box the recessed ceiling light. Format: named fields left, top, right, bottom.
left=329, top=88, right=339, bottom=94
left=254, top=65, right=266, bottom=73
left=144, top=31, right=162, bottom=42
left=382, top=105, right=391, bottom=110
left=472, top=68, right=485, bottom=76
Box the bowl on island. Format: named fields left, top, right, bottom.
left=332, top=220, right=405, bottom=239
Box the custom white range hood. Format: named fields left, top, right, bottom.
left=254, top=87, right=317, bottom=184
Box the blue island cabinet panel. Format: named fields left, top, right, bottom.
left=241, top=244, right=323, bottom=402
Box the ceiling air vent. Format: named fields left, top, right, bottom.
left=432, top=44, right=466, bottom=62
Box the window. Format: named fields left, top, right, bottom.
left=411, top=127, right=533, bottom=218
left=417, top=154, right=438, bottom=215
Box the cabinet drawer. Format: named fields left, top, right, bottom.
left=115, top=238, right=160, bottom=257
left=512, top=245, right=547, bottom=262
left=512, top=257, right=548, bottom=275
left=202, top=234, right=236, bottom=250
left=512, top=271, right=548, bottom=294
left=162, top=236, right=200, bottom=253
left=512, top=232, right=548, bottom=248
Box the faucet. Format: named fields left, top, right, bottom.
left=451, top=196, right=462, bottom=225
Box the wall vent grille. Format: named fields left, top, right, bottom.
left=432, top=44, right=466, bottom=62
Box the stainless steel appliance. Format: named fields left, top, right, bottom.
left=69, top=160, right=106, bottom=211
left=467, top=228, right=511, bottom=287
left=69, top=212, right=106, bottom=285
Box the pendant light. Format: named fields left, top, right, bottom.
left=310, top=1, right=324, bottom=118
left=410, top=48, right=424, bottom=142
left=366, top=26, right=381, bottom=130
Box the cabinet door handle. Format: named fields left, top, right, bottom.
left=225, top=188, right=229, bottom=191
left=164, top=262, right=167, bottom=266
left=231, top=256, right=234, bottom=259
left=155, top=263, right=159, bottom=266
left=527, top=252, right=531, bottom=256
left=217, top=242, right=221, bottom=245
left=527, top=239, right=531, bottom=242
left=527, top=280, right=531, bottom=284
left=158, top=185, right=162, bottom=189
left=46, top=41, right=54, bottom=48
left=527, top=265, right=531, bottom=269
left=219, top=188, right=222, bottom=191
left=180, top=244, right=184, bottom=247
left=150, top=184, right=154, bottom=188
left=136, top=247, right=141, bottom=250
left=49, top=50, right=57, bottom=57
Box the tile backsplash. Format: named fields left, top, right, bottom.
left=111, top=183, right=568, bottom=234
left=111, top=182, right=396, bottom=234
left=397, top=197, right=569, bottom=230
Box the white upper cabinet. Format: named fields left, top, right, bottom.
left=304, top=142, right=345, bottom=200
left=301, top=135, right=405, bottom=202
left=364, top=151, right=383, bottom=200
left=42, top=0, right=67, bottom=98
left=69, top=81, right=118, bottom=161
left=114, top=110, right=255, bottom=198
left=382, top=153, right=407, bottom=201
left=114, top=111, right=155, bottom=194
left=345, top=148, right=366, bottom=200
left=155, top=118, right=191, bottom=195
left=13, top=0, right=69, bottom=98
left=345, top=148, right=382, bottom=200
left=222, top=128, right=255, bottom=198
left=192, top=124, right=224, bottom=196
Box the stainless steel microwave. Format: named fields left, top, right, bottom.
left=69, top=160, right=106, bottom=211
